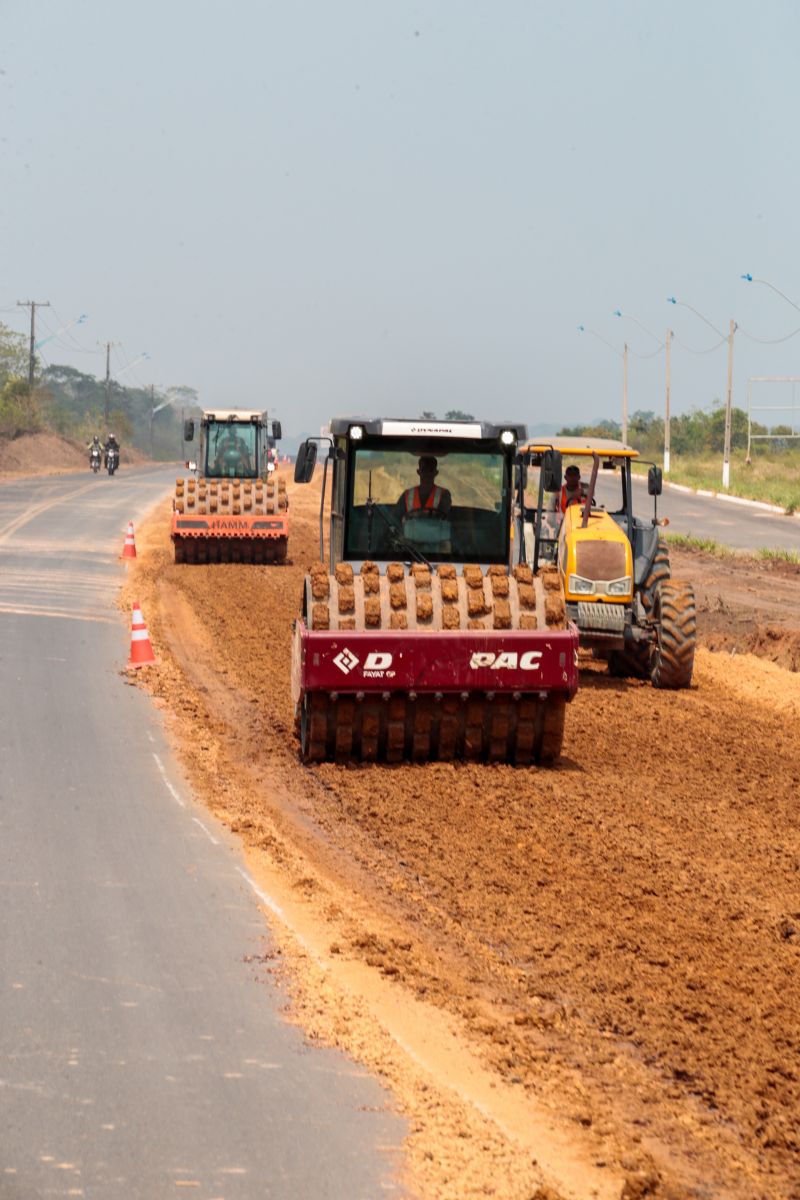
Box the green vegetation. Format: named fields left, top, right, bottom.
left=560, top=405, right=800, bottom=512
left=756, top=546, right=800, bottom=564
left=0, top=320, right=199, bottom=459
left=665, top=534, right=800, bottom=566
left=664, top=533, right=734, bottom=557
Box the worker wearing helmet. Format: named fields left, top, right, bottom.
left=103, top=432, right=120, bottom=469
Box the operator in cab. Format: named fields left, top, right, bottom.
left=395, top=455, right=452, bottom=521
left=392, top=454, right=453, bottom=554
left=560, top=464, right=585, bottom=512
left=214, top=427, right=252, bottom=475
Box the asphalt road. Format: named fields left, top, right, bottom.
left=0, top=467, right=404, bottom=1200
left=594, top=472, right=800, bottom=552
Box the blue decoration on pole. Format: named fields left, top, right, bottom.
left=667, top=296, right=677, bottom=305
left=740, top=273, right=753, bottom=282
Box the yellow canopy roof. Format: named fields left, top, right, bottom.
left=521, top=434, right=639, bottom=459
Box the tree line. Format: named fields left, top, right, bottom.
left=0, top=322, right=198, bottom=460
left=559, top=402, right=797, bottom=458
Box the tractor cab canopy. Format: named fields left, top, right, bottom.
left=325, top=418, right=526, bottom=567
left=522, top=435, right=639, bottom=468
left=521, top=435, right=646, bottom=507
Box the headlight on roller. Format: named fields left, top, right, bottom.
left=605, top=576, right=632, bottom=596
left=568, top=574, right=595, bottom=595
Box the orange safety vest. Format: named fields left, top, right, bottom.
left=404, top=485, right=443, bottom=513
left=560, top=484, right=582, bottom=512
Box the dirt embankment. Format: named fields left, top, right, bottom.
left=671, top=545, right=800, bottom=672
left=0, top=431, right=151, bottom=480
left=122, top=481, right=800, bottom=1200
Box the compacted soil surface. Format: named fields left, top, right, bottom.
left=122, top=479, right=800, bottom=1200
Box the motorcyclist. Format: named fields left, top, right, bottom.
left=88, top=434, right=102, bottom=467
left=103, top=433, right=120, bottom=469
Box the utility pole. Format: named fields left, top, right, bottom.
left=149, top=384, right=155, bottom=460
left=622, top=343, right=629, bottom=444
left=103, top=342, right=112, bottom=427
left=17, top=300, right=50, bottom=389
left=664, top=329, right=672, bottom=474
left=722, top=319, right=736, bottom=489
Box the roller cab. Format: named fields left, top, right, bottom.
left=292, top=418, right=579, bottom=765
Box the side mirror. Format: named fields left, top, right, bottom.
left=294, top=439, right=318, bottom=483
left=272, top=420, right=282, bottom=441
left=541, top=449, right=563, bottom=493
left=648, top=466, right=663, bottom=496
left=183, top=419, right=195, bottom=442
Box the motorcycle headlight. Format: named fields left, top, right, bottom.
left=568, top=574, right=595, bottom=595
left=606, top=576, right=632, bottom=596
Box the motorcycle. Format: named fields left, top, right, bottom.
left=90, top=448, right=101, bottom=473
left=106, top=446, right=119, bottom=476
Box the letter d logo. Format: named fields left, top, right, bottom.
left=364, top=652, right=393, bottom=670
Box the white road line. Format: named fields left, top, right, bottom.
left=0, top=482, right=100, bottom=543
left=192, top=817, right=219, bottom=845
left=235, top=868, right=285, bottom=919
left=152, top=753, right=185, bottom=807
left=0, top=604, right=116, bottom=624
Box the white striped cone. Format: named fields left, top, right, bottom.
left=121, top=521, right=137, bottom=559
left=127, top=602, right=156, bottom=668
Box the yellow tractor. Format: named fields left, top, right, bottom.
left=517, top=436, right=695, bottom=687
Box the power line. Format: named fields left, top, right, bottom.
left=671, top=333, right=728, bottom=355
left=737, top=325, right=800, bottom=346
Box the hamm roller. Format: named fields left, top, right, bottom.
left=172, top=409, right=288, bottom=564
left=291, top=417, right=579, bottom=764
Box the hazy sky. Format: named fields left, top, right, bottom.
left=3, top=0, right=800, bottom=437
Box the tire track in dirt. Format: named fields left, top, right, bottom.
left=122, top=478, right=800, bottom=1200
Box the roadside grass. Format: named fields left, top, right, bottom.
left=665, top=533, right=736, bottom=558
left=665, top=533, right=800, bottom=566
left=757, top=546, right=800, bottom=564
left=633, top=449, right=800, bottom=511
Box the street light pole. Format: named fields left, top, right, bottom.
left=664, top=330, right=672, bottom=474
left=613, top=310, right=666, bottom=456
left=668, top=297, right=733, bottom=488
left=723, top=319, right=735, bottom=489
left=622, top=343, right=629, bottom=444
left=578, top=324, right=627, bottom=439
left=17, top=300, right=50, bottom=389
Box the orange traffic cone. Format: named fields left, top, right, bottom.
left=121, top=521, right=137, bottom=560
left=127, top=602, right=157, bottom=668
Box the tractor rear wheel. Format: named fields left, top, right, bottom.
left=651, top=580, right=696, bottom=689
